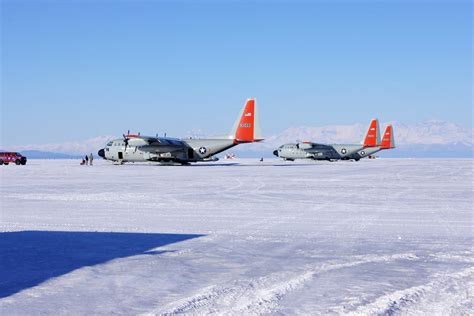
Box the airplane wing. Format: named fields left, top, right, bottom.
left=296, top=142, right=341, bottom=159
left=138, top=137, right=186, bottom=153
left=298, top=142, right=335, bottom=152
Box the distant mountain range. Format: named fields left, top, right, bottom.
left=231, top=120, right=473, bottom=158
left=2, top=120, right=472, bottom=158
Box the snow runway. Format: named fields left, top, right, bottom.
left=1, top=158, right=472, bottom=315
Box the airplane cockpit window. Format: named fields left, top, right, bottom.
left=107, top=141, right=113, bottom=146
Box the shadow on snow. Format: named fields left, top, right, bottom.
left=0, top=230, right=204, bottom=298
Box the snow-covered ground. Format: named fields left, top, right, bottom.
left=1, top=158, right=472, bottom=315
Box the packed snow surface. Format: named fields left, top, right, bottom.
left=1, top=158, right=472, bottom=315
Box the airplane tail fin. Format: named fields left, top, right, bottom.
left=363, top=119, right=381, bottom=147
left=230, top=98, right=263, bottom=143
left=380, top=125, right=395, bottom=149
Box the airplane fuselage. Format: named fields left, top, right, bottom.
left=98, top=98, right=263, bottom=165
left=273, top=143, right=365, bottom=161
left=347, top=146, right=382, bottom=160
left=99, top=137, right=237, bottom=164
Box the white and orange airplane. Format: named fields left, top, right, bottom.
left=273, top=119, right=387, bottom=161
left=348, top=124, right=396, bottom=160
left=98, top=99, right=263, bottom=165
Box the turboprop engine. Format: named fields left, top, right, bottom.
left=296, top=142, right=313, bottom=150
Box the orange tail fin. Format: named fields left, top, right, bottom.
left=363, top=119, right=381, bottom=147
left=231, top=99, right=263, bottom=143
left=380, top=125, right=395, bottom=149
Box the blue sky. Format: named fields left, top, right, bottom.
left=1, top=0, right=472, bottom=146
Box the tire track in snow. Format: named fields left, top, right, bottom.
left=343, top=267, right=474, bottom=316
left=144, top=253, right=419, bottom=315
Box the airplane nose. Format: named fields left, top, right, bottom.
left=98, top=148, right=105, bottom=159
left=273, top=150, right=279, bottom=157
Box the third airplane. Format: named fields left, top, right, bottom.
left=347, top=124, right=395, bottom=160
left=273, top=119, right=392, bottom=161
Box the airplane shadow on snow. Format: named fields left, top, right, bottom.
left=0, top=231, right=204, bottom=298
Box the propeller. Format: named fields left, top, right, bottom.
left=123, top=130, right=130, bottom=151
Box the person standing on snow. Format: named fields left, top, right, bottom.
left=85, top=155, right=89, bottom=166
left=89, top=153, right=93, bottom=166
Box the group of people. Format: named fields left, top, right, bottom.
left=80, top=153, right=94, bottom=165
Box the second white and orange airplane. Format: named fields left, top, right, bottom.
left=348, top=124, right=396, bottom=160
left=98, top=99, right=263, bottom=165
left=273, top=119, right=390, bottom=161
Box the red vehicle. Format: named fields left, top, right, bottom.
left=0, top=152, right=27, bottom=165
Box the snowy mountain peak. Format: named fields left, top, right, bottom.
left=264, top=120, right=472, bottom=147
left=3, top=120, right=472, bottom=157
